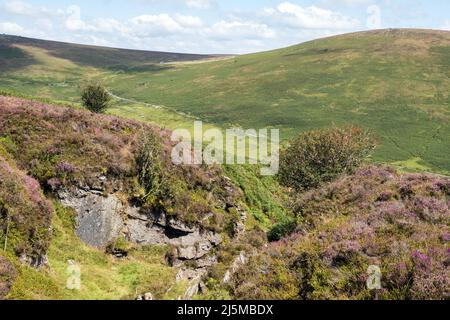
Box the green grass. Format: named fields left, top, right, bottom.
left=4, top=202, right=185, bottom=300
left=223, top=165, right=290, bottom=229
left=1, top=29, right=449, bottom=175
left=102, top=29, right=450, bottom=174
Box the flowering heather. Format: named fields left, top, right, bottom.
left=232, top=166, right=450, bottom=300
left=0, top=95, right=154, bottom=189
left=55, top=161, right=75, bottom=174
left=0, top=155, right=53, bottom=260
left=0, top=256, right=17, bottom=299
left=0, top=95, right=243, bottom=231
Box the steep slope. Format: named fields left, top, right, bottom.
left=0, top=95, right=270, bottom=300
left=0, top=145, right=53, bottom=267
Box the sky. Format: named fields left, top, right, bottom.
left=0, top=0, right=449, bottom=54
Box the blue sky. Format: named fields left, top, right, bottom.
left=1, top=0, right=449, bottom=53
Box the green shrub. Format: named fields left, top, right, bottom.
left=81, top=83, right=111, bottom=113
left=135, top=130, right=172, bottom=206
left=268, top=219, right=297, bottom=242
left=278, top=126, right=376, bottom=192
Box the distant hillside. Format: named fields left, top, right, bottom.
left=0, top=34, right=218, bottom=70
left=103, top=29, right=450, bottom=174
left=0, top=29, right=449, bottom=174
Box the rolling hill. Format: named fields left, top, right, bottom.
left=0, top=34, right=218, bottom=70
left=0, top=29, right=449, bottom=174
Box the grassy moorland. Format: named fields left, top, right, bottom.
left=0, top=30, right=449, bottom=300
left=1, top=30, right=449, bottom=175
left=104, top=29, right=450, bottom=175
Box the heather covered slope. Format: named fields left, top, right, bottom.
left=0, top=95, right=267, bottom=299
left=0, top=95, right=247, bottom=231
left=0, top=95, right=448, bottom=300
left=0, top=147, right=53, bottom=266
left=231, top=166, right=450, bottom=300
left=0, top=97, right=175, bottom=299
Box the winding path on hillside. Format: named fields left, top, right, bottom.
left=106, top=89, right=199, bottom=120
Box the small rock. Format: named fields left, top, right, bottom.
left=143, top=292, right=154, bottom=300
left=199, top=281, right=208, bottom=294
left=223, top=251, right=249, bottom=283
left=136, top=292, right=154, bottom=301
left=184, top=278, right=202, bottom=300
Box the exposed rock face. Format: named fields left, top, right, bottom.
left=58, top=189, right=124, bottom=248
left=127, top=210, right=222, bottom=261
left=176, top=268, right=208, bottom=300
left=58, top=188, right=222, bottom=263
left=59, top=187, right=232, bottom=300
left=19, top=253, right=49, bottom=269
left=136, top=292, right=154, bottom=301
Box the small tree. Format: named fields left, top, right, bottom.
left=278, top=126, right=376, bottom=192
left=81, top=83, right=111, bottom=113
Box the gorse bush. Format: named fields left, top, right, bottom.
left=81, top=83, right=111, bottom=113
left=278, top=126, right=376, bottom=192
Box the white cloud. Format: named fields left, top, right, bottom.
left=185, top=0, right=211, bottom=9
left=443, top=20, right=450, bottom=31
left=4, top=0, right=33, bottom=15
left=261, top=2, right=360, bottom=29
left=0, top=22, right=24, bottom=34
left=93, top=18, right=128, bottom=34
left=321, top=0, right=372, bottom=6
left=0, top=1, right=364, bottom=53
left=65, top=5, right=92, bottom=31
left=36, top=18, right=53, bottom=31
left=131, top=14, right=187, bottom=36
left=174, top=14, right=204, bottom=28
left=131, top=14, right=178, bottom=30
left=207, top=20, right=275, bottom=40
